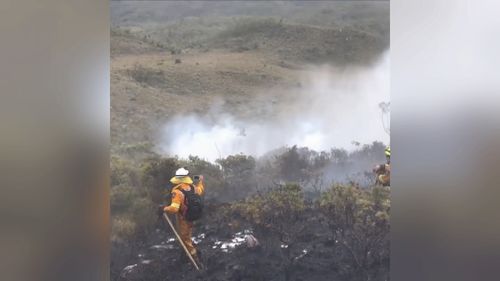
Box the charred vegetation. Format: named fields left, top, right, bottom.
left=111, top=142, right=389, bottom=281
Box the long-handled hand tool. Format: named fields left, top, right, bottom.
left=163, top=213, right=200, bottom=271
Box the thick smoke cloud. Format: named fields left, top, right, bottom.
left=158, top=52, right=390, bottom=162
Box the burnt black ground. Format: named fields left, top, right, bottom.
left=112, top=203, right=389, bottom=281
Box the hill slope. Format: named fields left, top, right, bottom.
left=111, top=2, right=389, bottom=155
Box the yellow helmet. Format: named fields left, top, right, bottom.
left=384, top=146, right=391, bottom=157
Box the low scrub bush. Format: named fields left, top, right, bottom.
left=319, top=184, right=390, bottom=278
left=111, top=155, right=140, bottom=188
left=218, top=18, right=283, bottom=39
left=128, top=64, right=166, bottom=88
left=111, top=215, right=136, bottom=243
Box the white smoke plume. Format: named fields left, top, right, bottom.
left=158, top=52, right=390, bottom=162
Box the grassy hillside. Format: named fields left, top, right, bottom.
left=111, top=1, right=389, bottom=32
left=111, top=2, right=389, bottom=149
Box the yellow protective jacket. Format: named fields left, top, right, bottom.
left=164, top=177, right=204, bottom=215
left=378, top=163, right=391, bottom=186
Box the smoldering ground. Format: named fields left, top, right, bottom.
left=157, top=52, right=390, bottom=163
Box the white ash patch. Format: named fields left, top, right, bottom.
left=295, top=249, right=309, bottom=260
left=150, top=244, right=174, bottom=250
left=120, top=264, right=138, bottom=278
left=213, top=230, right=254, bottom=253
left=193, top=233, right=206, bottom=245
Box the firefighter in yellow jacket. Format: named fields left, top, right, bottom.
left=374, top=146, right=391, bottom=186
left=162, top=167, right=204, bottom=261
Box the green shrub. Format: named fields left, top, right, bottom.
left=115, top=142, right=156, bottom=161
left=110, top=191, right=157, bottom=243
left=178, top=156, right=226, bottom=201
left=231, top=183, right=306, bottom=280
left=111, top=215, right=136, bottom=243
left=275, top=145, right=310, bottom=182
left=129, top=197, right=157, bottom=239
left=234, top=183, right=305, bottom=235
left=218, top=18, right=282, bottom=39
left=110, top=185, right=138, bottom=214
left=319, top=184, right=390, bottom=274
left=216, top=154, right=257, bottom=199
left=140, top=156, right=179, bottom=204
left=111, top=155, right=140, bottom=187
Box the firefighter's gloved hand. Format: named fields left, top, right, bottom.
left=157, top=205, right=165, bottom=217
left=198, top=175, right=204, bottom=182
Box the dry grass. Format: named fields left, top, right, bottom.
left=110, top=7, right=388, bottom=152
left=111, top=47, right=304, bottom=147
left=111, top=216, right=136, bottom=243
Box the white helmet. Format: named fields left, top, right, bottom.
left=175, top=167, right=189, bottom=176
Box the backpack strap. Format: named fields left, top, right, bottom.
left=178, top=184, right=196, bottom=201
left=179, top=184, right=196, bottom=194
